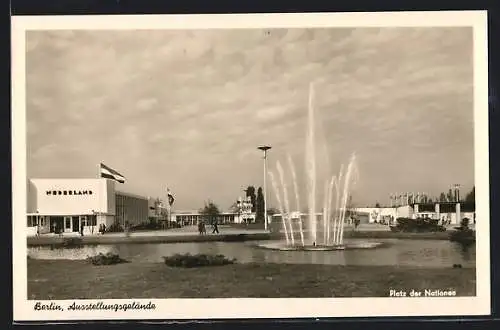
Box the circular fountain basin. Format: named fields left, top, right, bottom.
left=255, top=240, right=385, bottom=251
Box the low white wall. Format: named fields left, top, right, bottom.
left=353, top=205, right=474, bottom=226
left=353, top=207, right=402, bottom=223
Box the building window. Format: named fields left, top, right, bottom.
left=89, top=215, right=97, bottom=226
left=27, top=216, right=40, bottom=227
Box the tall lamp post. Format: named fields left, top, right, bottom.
left=236, top=198, right=242, bottom=224
left=258, top=145, right=272, bottom=231
left=242, top=189, right=248, bottom=225
left=453, top=184, right=461, bottom=202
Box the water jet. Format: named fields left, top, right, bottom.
left=259, top=82, right=379, bottom=251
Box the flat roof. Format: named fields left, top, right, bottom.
left=115, top=190, right=148, bottom=200
left=28, top=177, right=150, bottom=200
left=174, top=212, right=238, bottom=216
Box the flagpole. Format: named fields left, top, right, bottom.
left=97, top=162, right=102, bottom=234
left=166, top=187, right=172, bottom=227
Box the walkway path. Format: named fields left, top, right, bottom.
left=27, top=226, right=272, bottom=246
left=31, top=225, right=268, bottom=238
left=27, top=223, right=461, bottom=246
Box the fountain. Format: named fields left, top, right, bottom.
left=259, top=82, right=382, bottom=251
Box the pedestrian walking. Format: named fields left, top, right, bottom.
left=212, top=220, right=219, bottom=234
left=124, top=221, right=131, bottom=237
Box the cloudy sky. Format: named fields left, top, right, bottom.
left=25, top=27, right=474, bottom=210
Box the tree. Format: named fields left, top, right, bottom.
left=439, top=192, right=447, bottom=202
left=465, top=186, right=475, bottom=203
left=245, top=186, right=257, bottom=213
left=375, top=202, right=381, bottom=208
left=255, top=187, right=265, bottom=223
left=229, top=200, right=240, bottom=213
left=199, top=200, right=221, bottom=224
left=447, top=189, right=454, bottom=202
left=154, top=197, right=162, bottom=216
left=267, top=207, right=279, bottom=216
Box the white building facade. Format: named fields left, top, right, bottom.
left=270, top=202, right=475, bottom=228
left=173, top=211, right=238, bottom=226
left=353, top=202, right=475, bottom=225
left=26, top=178, right=148, bottom=236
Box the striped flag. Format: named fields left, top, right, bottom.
left=100, top=163, right=125, bottom=183
left=167, top=188, right=175, bottom=206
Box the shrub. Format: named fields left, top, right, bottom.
left=106, top=222, right=124, bottom=233
left=130, top=222, right=163, bottom=231
left=168, top=221, right=182, bottom=229
left=61, top=237, right=83, bottom=249
left=86, top=252, right=128, bottom=266
left=449, top=217, right=475, bottom=248
left=391, top=217, right=446, bottom=233
left=449, top=230, right=475, bottom=247
left=460, top=217, right=470, bottom=229
left=163, top=253, right=236, bottom=268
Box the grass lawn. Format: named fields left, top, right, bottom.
left=28, top=259, right=475, bottom=299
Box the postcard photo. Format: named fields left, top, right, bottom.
left=11, top=10, right=490, bottom=321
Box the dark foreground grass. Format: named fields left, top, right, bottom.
left=28, top=259, right=476, bottom=299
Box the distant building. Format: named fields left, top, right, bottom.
left=234, top=196, right=256, bottom=224
left=353, top=201, right=475, bottom=225
left=269, top=201, right=475, bottom=227
left=172, top=211, right=238, bottom=226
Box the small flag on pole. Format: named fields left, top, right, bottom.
left=167, top=188, right=175, bottom=206
left=100, top=163, right=125, bottom=183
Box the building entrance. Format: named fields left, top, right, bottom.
left=72, top=216, right=79, bottom=232
left=50, top=216, right=64, bottom=234
left=64, top=216, right=72, bottom=232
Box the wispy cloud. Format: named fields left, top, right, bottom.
left=25, top=27, right=474, bottom=209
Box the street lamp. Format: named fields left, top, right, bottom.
left=258, top=145, right=272, bottom=231
left=453, top=184, right=461, bottom=202
left=242, top=189, right=249, bottom=225
left=236, top=199, right=242, bottom=224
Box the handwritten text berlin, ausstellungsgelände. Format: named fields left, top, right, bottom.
left=34, top=301, right=156, bottom=312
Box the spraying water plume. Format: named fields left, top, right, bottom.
left=276, top=161, right=295, bottom=246
left=287, top=154, right=305, bottom=247
left=268, top=82, right=359, bottom=248
left=268, top=171, right=290, bottom=245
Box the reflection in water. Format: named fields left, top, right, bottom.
left=456, top=243, right=474, bottom=262
left=27, top=239, right=476, bottom=268
left=29, top=245, right=115, bottom=260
